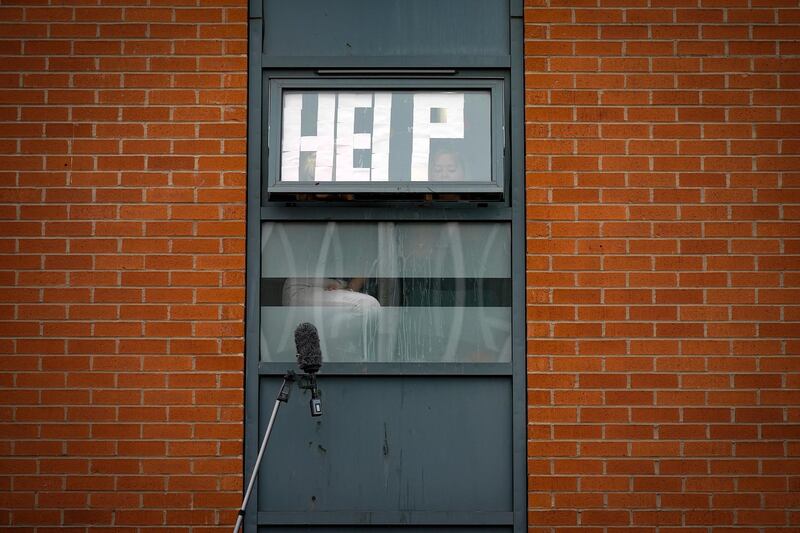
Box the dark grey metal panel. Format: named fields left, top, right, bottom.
left=260, top=207, right=513, bottom=221
left=258, top=511, right=512, bottom=525
left=249, top=0, right=261, bottom=20
left=258, top=526, right=511, bottom=533
left=258, top=362, right=512, bottom=376
left=262, top=0, right=509, bottom=58
left=508, top=13, right=527, bottom=533
left=262, top=57, right=510, bottom=69
left=257, top=376, right=512, bottom=514
left=248, top=0, right=526, bottom=530
left=245, top=15, right=265, bottom=533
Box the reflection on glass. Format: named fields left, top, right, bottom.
left=280, top=90, right=492, bottom=183
left=261, top=222, right=511, bottom=363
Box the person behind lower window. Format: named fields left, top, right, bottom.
left=282, top=277, right=381, bottom=362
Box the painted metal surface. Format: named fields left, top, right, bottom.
left=262, top=0, right=509, bottom=57
left=259, top=525, right=511, bottom=533
left=246, top=0, right=526, bottom=530
left=257, top=376, right=513, bottom=515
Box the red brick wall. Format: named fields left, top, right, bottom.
left=2, top=0, right=799, bottom=531
left=0, top=2, right=247, bottom=530
left=525, top=2, right=800, bottom=530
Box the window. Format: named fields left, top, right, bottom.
left=246, top=0, right=525, bottom=529
left=260, top=221, right=511, bottom=363
left=266, top=79, right=505, bottom=199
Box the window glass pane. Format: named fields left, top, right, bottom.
left=261, top=222, right=511, bottom=363
left=280, top=90, right=492, bottom=183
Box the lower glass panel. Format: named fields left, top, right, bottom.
left=260, top=222, right=511, bottom=364
left=261, top=306, right=510, bottom=363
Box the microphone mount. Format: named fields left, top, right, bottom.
left=233, top=369, right=322, bottom=532
left=277, top=370, right=322, bottom=417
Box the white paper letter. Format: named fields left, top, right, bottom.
left=280, top=93, right=336, bottom=182
left=335, top=93, right=373, bottom=182
left=370, top=93, right=392, bottom=182
left=410, top=93, right=465, bottom=181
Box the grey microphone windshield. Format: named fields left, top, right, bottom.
left=294, top=322, right=322, bottom=375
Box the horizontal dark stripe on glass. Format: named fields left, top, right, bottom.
left=261, top=277, right=511, bottom=307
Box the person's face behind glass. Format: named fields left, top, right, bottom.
left=430, top=151, right=465, bottom=181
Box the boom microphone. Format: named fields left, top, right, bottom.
left=233, top=322, right=324, bottom=532
left=294, top=322, right=322, bottom=375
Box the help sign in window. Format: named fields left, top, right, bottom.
left=279, top=90, right=493, bottom=184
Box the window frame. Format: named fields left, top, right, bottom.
left=258, top=219, right=514, bottom=366
left=246, top=1, right=527, bottom=530
left=263, top=75, right=508, bottom=200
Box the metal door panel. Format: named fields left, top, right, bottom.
left=258, top=526, right=512, bottom=533
left=257, top=375, right=512, bottom=514
left=262, top=0, right=510, bottom=57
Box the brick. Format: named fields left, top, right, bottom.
left=1, top=2, right=798, bottom=532
left=0, top=0, right=246, bottom=529
left=528, top=8, right=792, bottom=501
